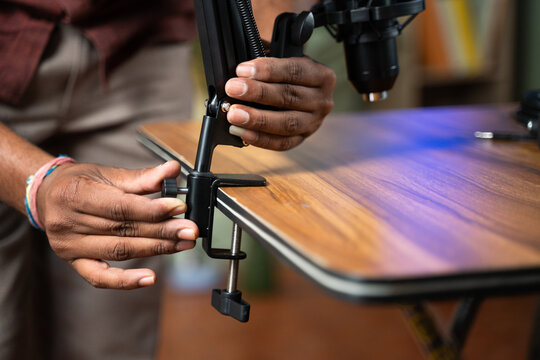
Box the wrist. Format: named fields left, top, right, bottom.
left=25, top=155, right=76, bottom=231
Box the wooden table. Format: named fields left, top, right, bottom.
left=138, top=105, right=540, bottom=303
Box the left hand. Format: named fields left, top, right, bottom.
left=37, top=160, right=199, bottom=290
left=225, top=57, right=336, bottom=151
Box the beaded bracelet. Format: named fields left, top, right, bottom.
left=24, top=155, right=75, bottom=231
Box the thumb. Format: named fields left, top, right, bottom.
left=104, top=160, right=182, bottom=194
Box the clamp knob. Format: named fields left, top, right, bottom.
left=162, top=178, right=179, bottom=198
left=291, top=11, right=314, bottom=46
left=211, top=289, right=250, bottom=322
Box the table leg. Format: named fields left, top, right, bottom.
left=449, top=297, right=482, bottom=351
left=528, top=296, right=540, bottom=360
left=402, top=298, right=482, bottom=360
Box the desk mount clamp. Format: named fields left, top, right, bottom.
left=161, top=0, right=316, bottom=322
left=160, top=86, right=266, bottom=323
left=160, top=0, right=270, bottom=323
left=160, top=98, right=266, bottom=323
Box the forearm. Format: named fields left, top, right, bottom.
left=0, top=123, right=54, bottom=213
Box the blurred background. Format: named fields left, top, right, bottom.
left=157, top=1, right=540, bottom=359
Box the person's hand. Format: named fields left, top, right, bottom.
left=225, top=56, right=336, bottom=151
left=36, top=160, right=198, bottom=290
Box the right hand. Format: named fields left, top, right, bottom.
left=36, top=160, right=199, bottom=290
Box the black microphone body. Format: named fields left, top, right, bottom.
left=309, top=0, right=425, bottom=101
left=341, top=0, right=400, bottom=100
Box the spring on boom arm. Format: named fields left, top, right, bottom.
left=235, top=0, right=266, bottom=58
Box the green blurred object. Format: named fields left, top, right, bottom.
left=190, top=40, right=207, bottom=122
left=239, top=232, right=275, bottom=294
left=516, top=0, right=540, bottom=96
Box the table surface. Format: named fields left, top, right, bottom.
left=138, top=105, right=540, bottom=302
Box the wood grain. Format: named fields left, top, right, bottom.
left=139, top=105, right=540, bottom=282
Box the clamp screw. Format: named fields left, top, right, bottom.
left=221, top=101, right=231, bottom=112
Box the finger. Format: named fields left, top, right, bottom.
left=236, top=57, right=331, bottom=87
left=227, top=104, right=321, bottom=136
left=226, top=79, right=322, bottom=111
left=100, top=160, right=182, bottom=195
left=74, top=214, right=198, bottom=241
left=73, top=235, right=196, bottom=262
left=229, top=126, right=305, bottom=151
left=70, top=258, right=157, bottom=290
left=69, top=182, right=187, bottom=221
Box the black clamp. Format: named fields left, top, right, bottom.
left=159, top=0, right=272, bottom=322
left=163, top=169, right=257, bottom=323
left=162, top=171, right=265, bottom=260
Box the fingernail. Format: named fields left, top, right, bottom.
left=172, top=204, right=186, bottom=215
left=225, top=79, right=248, bottom=97
left=237, top=63, right=256, bottom=78
left=176, top=240, right=196, bottom=251
left=228, top=107, right=250, bottom=125
left=229, top=125, right=246, bottom=138
left=162, top=198, right=186, bottom=215
left=178, top=228, right=196, bottom=240
left=229, top=126, right=258, bottom=143
left=138, top=275, right=155, bottom=287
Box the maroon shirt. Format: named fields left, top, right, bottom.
left=0, top=0, right=196, bottom=105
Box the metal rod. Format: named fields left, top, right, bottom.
left=226, top=223, right=242, bottom=293
left=194, top=115, right=214, bottom=172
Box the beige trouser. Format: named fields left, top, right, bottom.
left=0, top=25, right=193, bottom=360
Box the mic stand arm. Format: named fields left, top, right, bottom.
left=162, top=0, right=266, bottom=322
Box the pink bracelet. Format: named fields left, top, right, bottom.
left=25, top=155, right=75, bottom=231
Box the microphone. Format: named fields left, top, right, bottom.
left=314, top=0, right=425, bottom=101
left=272, top=0, right=425, bottom=102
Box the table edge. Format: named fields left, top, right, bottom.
left=137, top=127, right=540, bottom=303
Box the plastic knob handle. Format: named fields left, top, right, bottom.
left=291, top=11, right=314, bottom=46
left=161, top=178, right=178, bottom=198
left=211, top=289, right=250, bottom=322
